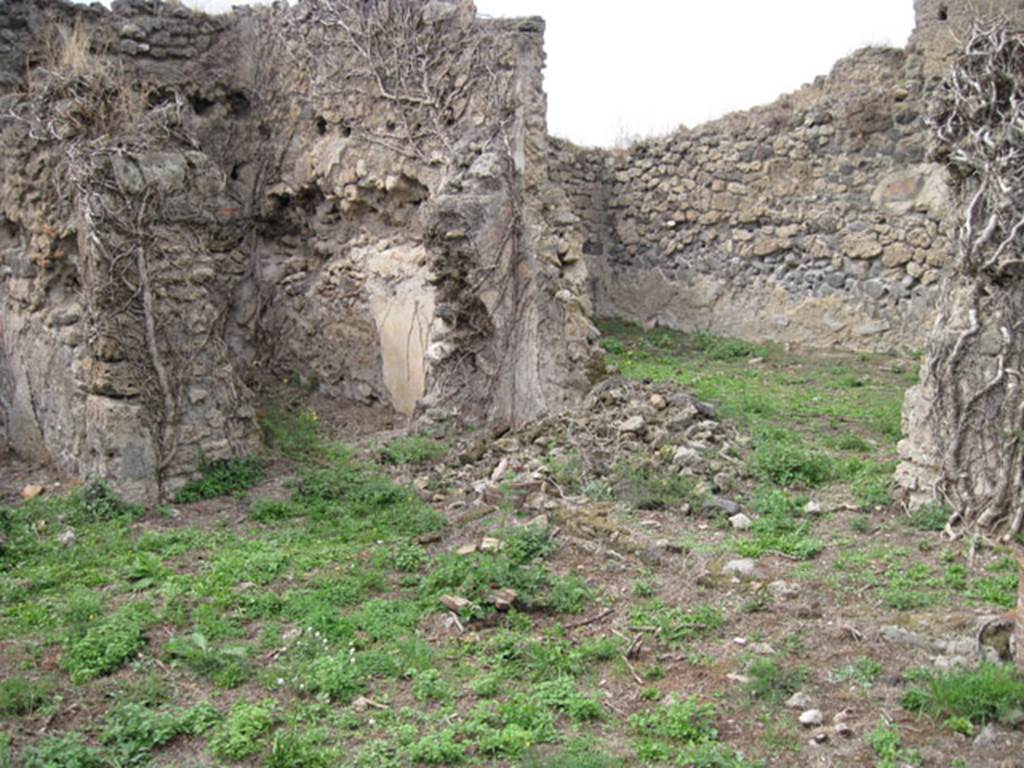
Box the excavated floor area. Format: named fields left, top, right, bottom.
left=0, top=322, right=1019, bottom=767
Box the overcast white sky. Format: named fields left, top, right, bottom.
left=478, top=1, right=917, bottom=146
left=76, top=0, right=917, bottom=146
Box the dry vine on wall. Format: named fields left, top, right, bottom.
left=280, top=0, right=512, bottom=161
left=926, top=20, right=1024, bottom=541
left=922, top=18, right=1024, bottom=664
left=13, top=23, right=221, bottom=494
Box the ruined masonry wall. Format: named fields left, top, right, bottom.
left=0, top=0, right=600, bottom=502
left=553, top=48, right=953, bottom=351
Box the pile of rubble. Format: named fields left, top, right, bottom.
left=413, top=376, right=748, bottom=557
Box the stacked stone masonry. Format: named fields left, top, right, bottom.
left=0, top=0, right=601, bottom=502
left=552, top=46, right=958, bottom=352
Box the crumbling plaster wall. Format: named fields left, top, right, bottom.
left=0, top=0, right=601, bottom=502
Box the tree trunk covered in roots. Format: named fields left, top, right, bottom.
left=902, top=20, right=1024, bottom=663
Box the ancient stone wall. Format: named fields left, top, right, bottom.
left=911, top=0, right=1024, bottom=77
left=0, top=0, right=601, bottom=502
left=552, top=48, right=955, bottom=352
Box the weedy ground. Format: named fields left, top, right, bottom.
left=0, top=320, right=1021, bottom=767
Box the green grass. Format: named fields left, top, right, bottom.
left=260, top=405, right=321, bottom=459
left=735, top=487, right=824, bottom=561
left=522, top=742, right=624, bottom=767
left=744, top=658, right=808, bottom=703
left=381, top=435, right=449, bottom=466
left=0, top=677, right=51, bottom=716
left=907, top=502, right=950, bottom=531
left=627, top=600, right=724, bottom=645
left=61, top=602, right=153, bottom=684
left=964, top=556, right=1019, bottom=609
left=0, top=421, right=736, bottom=768
left=830, top=657, right=883, bottom=688
left=880, top=562, right=947, bottom=610
left=628, top=697, right=757, bottom=766
left=21, top=733, right=105, bottom=768
left=749, top=433, right=831, bottom=488
left=174, top=455, right=265, bottom=503
left=423, top=537, right=592, bottom=618
left=598, top=319, right=909, bottom=458
left=0, top=325, right=940, bottom=767
left=101, top=702, right=220, bottom=765
left=902, top=663, right=1024, bottom=726
left=868, top=722, right=921, bottom=768
left=209, top=701, right=275, bottom=761
left=164, top=630, right=254, bottom=688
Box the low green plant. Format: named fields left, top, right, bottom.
left=410, top=668, right=454, bottom=703
left=383, top=540, right=429, bottom=573
left=164, top=632, right=253, bottom=688
left=748, top=487, right=802, bottom=517
left=381, top=435, right=448, bottom=466
left=101, top=702, right=219, bottom=765
left=868, top=722, right=920, bottom=768
left=295, top=451, right=444, bottom=538
left=628, top=600, right=724, bottom=645
left=62, top=603, right=152, bottom=683
left=850, top=465, right=894, bottom=510
left=249, top=499, right=300, bottom=523
left=907, top=502, right=949, bottom=532
left=70, top=479, right=143, bottom=523
left=628, top=696, right=719, bottom=763
left=749, top=434, right=831, bottom=488
left=535, top=677, right=604, bottom=721
left=694, top=332, right=769, bottom=361
left=633, top=574, right=657, bottom=598
left=260, top=406, right=321, bottom=459
left=740, top=592, right=772, bottom=613
left=881, top=564, right=942, bottom=611
left=610, top=459, right=705, bottom=511
left=174, top=455, right=264, bottom=503
left=423, top=527, right=589, bottom=616
left=830, top=657, right=883, bottom=688
left=522, top=741, right=624, bottom=767
left=828, top=433, right=873, bottom=453
left=850, top=514, right=875, bottom=534
left=124, top=551, right=168, bottom=591
left=744, top=658, right=808, bottom=703
left=477, top=724, right=534, bottom=758
left=299, top=652, right=368, bottom=704
left=965, top=556, right=1018, bottom=609
left=21, top=733, right=105, bottom=768
left=267, top=729, right=334, bottom=768
left=0, top=677, right=51, bottom=716
left=902, top=663, right=1024, bottom=726
left=546, top=452, right=587, bottom=495
left=0, top=732, right=10, bottom=768
left=407, top=729, right=465, bottom=764
left=736, top=488, right=824, bottom=560
left=944, top=716, right=974, bottom=737
left=208, top=701, right=274, bottom=761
